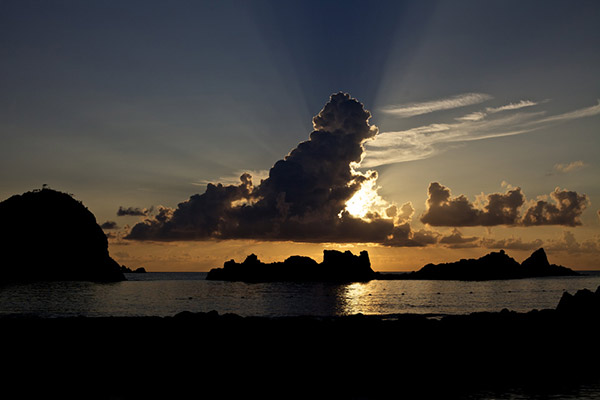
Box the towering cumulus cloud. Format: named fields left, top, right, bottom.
left=127, top=93, right=414, bottom=244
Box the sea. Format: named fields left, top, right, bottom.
left=1, top=271, right=599, bottom=318
left=2, top=272, right=600, bottom=399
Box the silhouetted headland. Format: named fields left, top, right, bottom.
left=206, top=249, right=375, bottom=282
left=383, top=248, right=579, bottom=281
left=120, top=265, right=147, bottom=273
left=0, top=188, right=125, bottom=283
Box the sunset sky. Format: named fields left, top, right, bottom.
left=2, top=0, right=599, bottom=271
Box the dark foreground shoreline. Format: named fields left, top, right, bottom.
left=2, top=289, right=600, bottom=399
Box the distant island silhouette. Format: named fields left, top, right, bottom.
left=392, top=248, right=579, bottom=281
left=207, top=248, right=578, bottom=282
left=0, top=188, right=125, bottom=282
left=207, top=249, right=375, bottom=282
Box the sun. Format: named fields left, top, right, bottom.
left=343, top=178, right=391, bottom=220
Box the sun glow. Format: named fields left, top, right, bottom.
left=344, top=178, right=391, bottom=220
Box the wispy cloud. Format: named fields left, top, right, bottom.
left=363, top=110, right=541, bottom=167
left=363, top=98, right=600, bottom=168
left=455, top=99, right=538, bottom=121
left=455, top=111, right=486, bottom=122
left=486, top=100, right=538, bottom=113
left=381, top=93, right=492, bottom=118
left=536, top=100, right=600, bottom=124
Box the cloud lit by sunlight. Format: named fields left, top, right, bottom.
left=343, top=175, right=391, bottom=220
left=362, top=98, right=600, bottom=168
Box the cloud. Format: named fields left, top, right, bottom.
left=545, top=231, right=600, bottom=254
left=553, top=160, right=586, bottom=173
left=100, top=221, right=119, bottom=230
left=454, top=100, right=538, bottom=122
left=363, top=110, right=541, bottom=167
left=364, top=99, right=599, bottom=168
left=420, top=182, right=588, bottom=227
left=395, top=202, right=415, bottom=224
left=380, top=93, right=492, bottom=118
left=127, top=93, right=416, bottom=245
left=420, top=182, right=480, bottom=226
left=521, top=188, right=590, bottom=227
left=480, top=237, right=544, bottom=251
left=123, top=93, right=595, bottom=247
left=409, top=227, right=547, bottom=251
left=439, top=228, right=480, bottom=249
left=536, top=100, right=600, bottom=124
left=411, top=228, right=442, bottom=246
left=117, top=206, right=152, bottom=217
left=485, top=100, right=538, bottom=113
left=193, top=169, right=270, bottom=187
left=455, top=112, right=486, bottom=122
left=420, top=182, right=524, bottom=227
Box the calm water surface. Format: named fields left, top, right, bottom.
left=2, top=272, right=600, bottom=399
left=460, top=382, right=600, bottom=400
left=1, top=271, right=599, bottom=318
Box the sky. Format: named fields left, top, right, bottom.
left=1, top=0, right=599, bottom=271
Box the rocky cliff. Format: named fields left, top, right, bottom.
left=0, top=188, right=125, bottom=282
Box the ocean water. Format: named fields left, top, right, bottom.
left=1, top=271, right=599, bottom=318
left=2, top=272, right=600, bottom=399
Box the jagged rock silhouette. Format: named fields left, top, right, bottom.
left=208, top=247, right=578, bottom=283
left=397, top=248, right=578, bottom=281
left=206, top=249, right=375, bottom=282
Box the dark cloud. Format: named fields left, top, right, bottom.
left=127, top=93, right=413, bottom=245
left=100, top=221, right=119, bottom=230
left=480, top=187, right=525, bottom=226
left=117, top=206, right=152, bottom=217
left=420, top=182, right=524, bottom=227
left=521, top=188, right=589, bottom=227
left=411, top=228, right=442, bottom=245
left=382, top=223, right=423, bottom=247
left=381, top=224, right=445, bottom=247
left=420, top=182, right=480, bottom=226
left=439, top=228, right=480, bottom=249
left=420, top=182, right=588, bottom=228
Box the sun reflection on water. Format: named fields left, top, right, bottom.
left=1, top=272, right=599, bottom=318
left=337, top=281, right=386, bottom=315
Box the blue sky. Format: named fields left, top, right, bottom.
left=1, top=1, right=599, bottom=270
